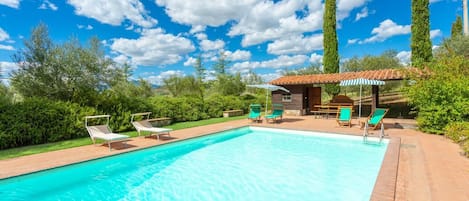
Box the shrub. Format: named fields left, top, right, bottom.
left=405, top=55, right=469, bottom=134
left=444, top=122, right=469, bottom=142
left=96, top=93, right=153, bottom=132
left=0, top=98, right=96, bottom=149
left=444, top=121, right=469, bottom=157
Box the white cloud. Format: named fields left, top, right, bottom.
left=67, top=0, right=157, bottom=28
left=231, top=55, right=308, bottom=73
left=39, top=0, right=58, bottom=11
left=189, top=25, right=206, bottom=34
left=0, top=0, right=19, bottom=8
left=0, top=44, right=15, bottom=50
left=112, top=54, right=131, bottom=64
left=229, top=0, right=323, bottom=47
left=199, top=39, right=225, bottom=51
left=309, top=53, right=323, bottom=64
left=430, top=29, right=442, bottom=39
left=225, top=50, right=251, bottom=61
left=360, top=19, right=410, bottom=44
left=145, top=70, right=185, bottom=85
left=0, top=27, right=10, bottom=41
left=347, top=38, right=359, bottom=45
left=183, top=57, right=197, bottom=66
left=259, top=71, right=283, bottom=82
left=355, top=7, right=372, bottom=22
left=77, top=24, right=93, bottom=30
left=155, top=0, right=258, bottom=27
left=337, top=0, right=368, bottom=20
left=267, top=34, right=323, bottom=55
left=396, top=50, right=411, bottom=65
left=110, top=28, right=195, bottom=66
left=0, top=61, right=18, bottom=78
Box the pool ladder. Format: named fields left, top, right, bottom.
left=363, top=122, right=385, bottom=144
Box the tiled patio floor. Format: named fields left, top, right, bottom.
left=1, top=116, right=468, bottom=200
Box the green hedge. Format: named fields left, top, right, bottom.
left=0, top=94, right=265, bottom=150
left=0, top=98, right=96, bottom=150
left=445, top=122, right=469, bottom=156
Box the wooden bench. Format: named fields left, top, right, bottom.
left=312, top=105, right=354, bottom=119
left=148, top=117, right=172, bottom=127
left=223, top=110, right=243, bottom=118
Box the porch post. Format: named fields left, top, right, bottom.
left=371, top=85, right=379, bottom=112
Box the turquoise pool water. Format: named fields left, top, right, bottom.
left=0, top=127, right=388, bottom=201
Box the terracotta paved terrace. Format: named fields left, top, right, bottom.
left=1, top=116, right=468, bottom=201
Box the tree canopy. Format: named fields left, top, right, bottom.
left=411, top=0, right=433, bottom=66
left=10, top=24, right=122, bottom=106
left=323, top=0, right=340, bottom=96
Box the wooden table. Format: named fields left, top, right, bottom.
left=311, top=105, right=340, bottom=119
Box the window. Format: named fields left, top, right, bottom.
left=282, top=94, right=292, bottom=102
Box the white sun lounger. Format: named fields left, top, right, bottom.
left=131, top=112, right=172, bottom=140
left=85, top=115, right=129, bottom=151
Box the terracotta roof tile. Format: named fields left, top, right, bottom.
left=269, top=68, right=407, bottom=85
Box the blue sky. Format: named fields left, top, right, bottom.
left=0, top=0, right=463, bottom=85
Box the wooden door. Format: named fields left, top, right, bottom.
left=309, top=87, right=322, bottom=111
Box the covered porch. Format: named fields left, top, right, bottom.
left=269, top=69, right=406, bottom=116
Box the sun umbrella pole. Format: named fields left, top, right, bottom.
left=359, top=84, right=362, bottom=118
left=265, top=90, right=269, bottom=114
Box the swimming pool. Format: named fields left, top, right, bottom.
left=0, top=126, right=388, bottom=201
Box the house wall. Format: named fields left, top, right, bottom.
left=272, top=85, right=305, bottom=116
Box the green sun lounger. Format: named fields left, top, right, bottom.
left=336, top=106, right=353, bottom=127
left=265, top=103, right=284, bottom=123
left=248, top=104, right=262, bottom=122
left=361, top=108, right=389, bottom=129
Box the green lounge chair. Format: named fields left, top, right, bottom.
left=248, top=104, right=262, bottom=122
left=336, top=106, right=353, bottom=127
left=361, top=108, right=389, bottom=130
left=265, top=104, right=284, bottom=123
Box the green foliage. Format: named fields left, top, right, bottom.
left=213, top=51, right=230, bottom=75
left=342, top=50, right=403, bottom=72
left=342, top=50, right=404, bottom=93
left=243, top=70, right=264, bottom=85
left=214, top=73, right=246, bottom=96
left=0, top=98, right=96, bottom=149
left=444, top=122, right=469, bottom=143
left=10, top=24, right=122, bottom=106
left=405, top=55, right=469, bottom=134
left=0, top=83, right=14, bottom=106
left=148, top=95, right=251, bottom=122
left=451, top=16, right=463, bottom=39
left=436, top=35, right=469, bottom=58
left=194, top=55, right=206, bottom=81
left=323, top=0, right=340, bottom=96
left=411, top=0, right=433, bottom=66
left=163, top=75, right=204, bottom=98
left=96, top=91, right=153, bottom=132
left=444, top=121, right=469, bottom=156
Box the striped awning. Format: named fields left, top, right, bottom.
left=339, top=78, right=385, bottom=86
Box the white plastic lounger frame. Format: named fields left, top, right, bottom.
left=85, top=115, right=129, bottom=151
left=131, top=112, right=172, bottom=140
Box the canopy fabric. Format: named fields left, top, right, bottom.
left=339, top=78, right=385, bottom=86
left=339, top=78, right=385, bottom=118
left=246, top=84, right=290, bottom=93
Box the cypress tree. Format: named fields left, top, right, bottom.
left=323, top=0, right=340, bottom=96
left=451, top=16, right=463, bottom=39
left=411, top=0, right=433, bottom=66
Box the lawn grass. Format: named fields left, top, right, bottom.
left=0, top=115, right=248, bottom=160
